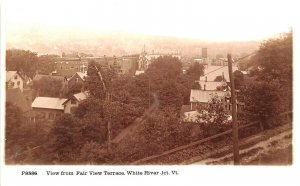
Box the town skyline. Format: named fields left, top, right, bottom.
left=6, top=28, right=262, bottom=57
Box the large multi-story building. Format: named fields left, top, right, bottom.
left=119, top=55, right=139, bottom=74
left=138, top=50, right=181, bottom=70
left=53, top=58, right=88, bottom=77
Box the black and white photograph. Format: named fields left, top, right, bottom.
left=0, top=0, right=298, bottom=185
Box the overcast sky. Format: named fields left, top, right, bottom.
left=3, top=0, right=296, bottom=41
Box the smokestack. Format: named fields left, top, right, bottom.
left=204, top=84, right=206, bottom=91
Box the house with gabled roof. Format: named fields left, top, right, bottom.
left=67, top=72, right=87, bottom=89
left=190, top=89, right=231, bottom=111
left=6, top=71, right=24, bottom=92
left=32, top=97, right=67, bottom=121
left=62, top=91, right=89, bottom=114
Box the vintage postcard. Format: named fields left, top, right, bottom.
left=0, top=0, right=298, bottom=185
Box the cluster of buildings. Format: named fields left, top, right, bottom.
left=6, top=47, right=246, bottom=129
left=6, top=48, right=183, bottom=126
left=181, top=48, right=244, bottom=123
left=6, top=70, right=88, bottom=127
left=50, top=49, right=181, bottom=78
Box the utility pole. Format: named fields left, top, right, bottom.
left=227, top=54, right=240, bottom=165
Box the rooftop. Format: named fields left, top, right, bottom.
left=6, top=71, right=23, bottom=82
left=201, top=65, right=238, bottom=82
left=190, top=89, right=230, bottom=103
left=33, top=74, right=65, bottom=82
left=75, top=72, right=87, bottom=80
left=199, top=81, right=227, bottom=91
left=32, top=97, right=67, bottom=110
left=73, top=91, right=88, bottom=101
left=62, top=91, right=89, bottom=105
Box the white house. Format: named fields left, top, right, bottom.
left=138, top=50, right=182, bottom=70
left=190, top=89, right=231, bottom=111
left=63, top=91, right=88, bottom=114
left=6, top=71, right=24, bottom=92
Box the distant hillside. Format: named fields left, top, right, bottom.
left=6, top=26, right=260, bottom=58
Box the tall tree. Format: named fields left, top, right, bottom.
left=6, top=49, right=38, bottom=78
left=250, top=31, right=292, bottom=85
left=158, top=80, right=184, bottom=112
left=186, top=62, right=205, bottom=81
left=47, top=114, right=82, bottom=162
left=239, top=81, right=281, bottom=129
left=237, top=31, right=292, bottom=130
left=196, top=96, right=231, bottom=137
left=5, top=102, right=23, bottom=162
left=233, top=70, right=244, bottom=90
left=146, top=56, right=182, bottom=88
left=32, top=76, right=63, bottom=97
left=37, top=54, right=60, bottom=75
left=246, top=31, right=293, bottom=111
left=85, top=61, right=117, bottom=100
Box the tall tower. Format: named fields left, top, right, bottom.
left=202, top=48, right=208, bottom=65
left=202, top=48, right=208, bottom=58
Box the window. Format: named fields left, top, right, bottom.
left=49, top=113, right=54, bottom=120
left=76, top=78, right=79, bottom=82
left=39, top=112, right=46, bottom=119
left=17, top=81, right=20, bottom=85
left=11, top=82, right=15, bottom=87
left=56, top=113, right=61, bottom=119
left=71, top=99, right=77, bottom=104
left=14, top=75, right=18, bottom=79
